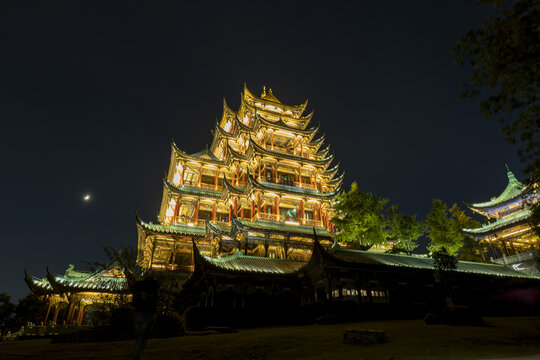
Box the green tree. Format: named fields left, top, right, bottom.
left=451, top=0, right=540, bottom=174
left=426, top=200, right=465, bottom=256
left=387, top=205, right=425, bottom=254
left=15, top=294, right=48, bottom=326
left=0, top=293, right=16, bottom=333
left=332, top=182, right=389, bottom=250
left=449, top=204, right=484, bottom=262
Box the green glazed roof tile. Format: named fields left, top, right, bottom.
left=330, top=247, right=538, bottom=279
left=202, top=251, right=304, bottom=274
left=462, top=210, right=531, bottom=235
left=471, top=171, right=527, bottom=209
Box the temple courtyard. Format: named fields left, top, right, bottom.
left=1, top=316, right=540, bottom=359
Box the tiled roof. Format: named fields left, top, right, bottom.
left=462, top=210, right=531, bottom=235
left=26, top=267, right=130, bottom=294
left=202, top=251, right=304, bottom=274
left=139, top=221, right=206, bottom=236
left=470, top=171, right=527, bottom=209
left=256, top=179, right=339, bottom=199
left=234, top=217, right=334, bottom=238
left=329, top=246, right=538, bottom=279
left=165, top=180, right=221, bottom=198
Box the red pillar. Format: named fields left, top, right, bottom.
left=66, top=302, right=75, bottom=325
left=275, top=196, right=279, bottom=216
left=197, top=164, right=203, bottom=187
left=180, top=163, right=185, bottom=185
left=194, top=199, right=200, bottom=223
left=173, top=198, right=181, bottom=223
left=52, top=305, right=60, bottom=323
left=214, top=169, right=219, bottom=190
left=300, top=200, right=304, bottom=224
left=43, top=298, right=53, bottom=325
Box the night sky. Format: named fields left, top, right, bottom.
left=1, top=1, right=522, bottom=301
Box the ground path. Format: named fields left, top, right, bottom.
left=1, top=317, right=540, bottom=359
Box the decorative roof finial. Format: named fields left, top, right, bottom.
left=262, top=86, right=266, bottom=97
left=505, top=163, right=510, bottom=172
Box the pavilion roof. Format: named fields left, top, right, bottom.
left=249, top=137, right=333, bottom=168
left=172, top=141, right=225, bottom=166
left=243, top=84, right=308, bottom=115
left=255, top=113, right=318, bottom=136
left=232, top=216, right=335, bottom=238
left=260, top=88, right=281, bottom=104
left=191, top=147, right=220, bottom=161
left=462, top=210, right=531, bottom=236
left=25, top=266, right=130, bottom=295
left=165, top=179, right=221, bottom=198
left=247, top=173, right=340, bottom=199
left=470, top=171, right=528, bottom=210
left=136, top=215, right=206, bottom=237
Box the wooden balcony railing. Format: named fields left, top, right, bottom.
left=193, top=219, right=206, bottom=227
left=294, top=182, right=318, bottom=191
left=252, top=212, right=323, bottom=227
left=199, top=183, right=222, bottom=191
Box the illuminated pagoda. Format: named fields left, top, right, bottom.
left=463, top=169, right=540, bottom=274
left=136, top=85, right=341, bottom=271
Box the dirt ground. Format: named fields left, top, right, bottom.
left=1, top=317, right=540, bottom=360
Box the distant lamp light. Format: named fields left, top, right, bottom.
left=83, top=194, right=91, bottom=201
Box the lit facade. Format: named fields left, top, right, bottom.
left=136, top=85, right=342, bottom=271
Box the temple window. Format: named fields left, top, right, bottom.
left=198, top=210, right=212, bottom=221
left=216, top=213, right=229, bottom=223
left=184, top=172, right=196, bottom=186
left=279, top=207, right=297, bottom=221
left=224, top=121, right=232, bottom=132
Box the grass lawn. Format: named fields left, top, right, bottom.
left=1, top=317, right=540, bottom=360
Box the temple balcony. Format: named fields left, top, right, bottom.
left=259, top=179, right=321, bottom=193
left=199, top=182, right=223, bottom=191
left=264, top=143, right=312, bottom=159
left=253, top=212, right=323, bottom=227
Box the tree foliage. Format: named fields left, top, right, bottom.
left=84, top=245, right=139, bottom=272
left=449, top=204, right=484, bottom=262
left=451, top=0, right=540, bottom=174
left=332, top=182, right=389, bottom=250
left=426, top=200, right=467, bottom=256
left=14, top=294, right=48, bottom=326
left=0, top=293, right=16, bottom=332
left=387, top=205, right=425, bottom=254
